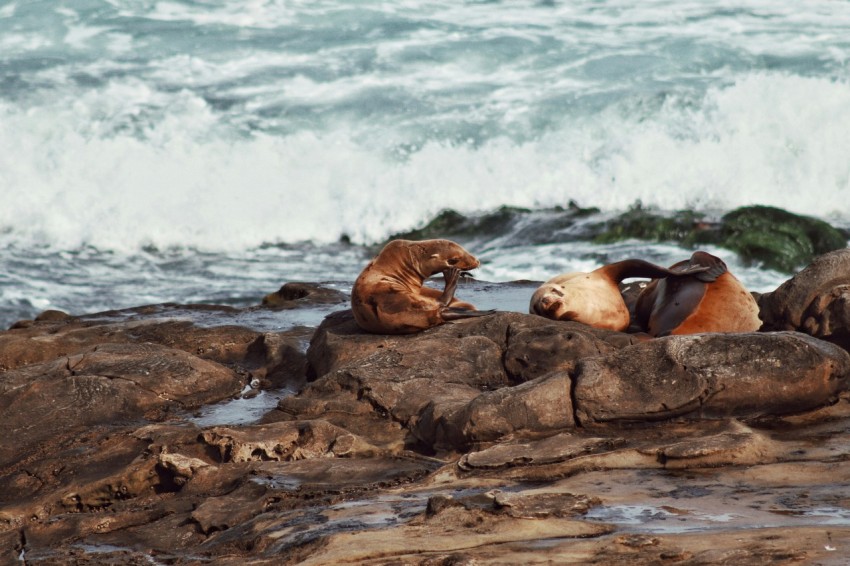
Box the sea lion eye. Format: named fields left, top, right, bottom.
left=447, top=258, right=460, bottom=265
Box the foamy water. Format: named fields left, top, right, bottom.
left=2, top=0, right=849, bottom=325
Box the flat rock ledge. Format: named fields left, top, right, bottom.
left=2, top=250, right=850, bottom=564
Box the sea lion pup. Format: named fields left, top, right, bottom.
left=530, top=258, right=710, bottom=332
left=351, top=239, right=493, bottom=334
left=634, top=251, right=762, bottom=336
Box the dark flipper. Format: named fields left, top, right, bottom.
left=677, top=251, right=728, bottom=282
left=438, top=268, right=460, bottom=306
left=644, top=277, right=707, bottom=337
left=603, top=258, right=710, bottom=283
left=441, top=307, right=497, bottom=321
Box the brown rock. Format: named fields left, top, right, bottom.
left=759, top=248, right=850, bottom=350
left=0, top=316, right=264, bottom=371
left=417, top=371, right=575, bottom=451
left=200, top=420, right=381, bottom=462
left=306, top=310, right=600, bottom=381
left=245, top=328, right=311, bottom=388
left=0, top=342, right=243, bottom=466
left=574, top=331, right=850, bottom=425
left=504, top=321, right=619, bottom=382
left=261, top=281, right=348, bottom=308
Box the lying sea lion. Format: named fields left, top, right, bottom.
left=530, top=258, right=709, bottom=331
left=634, top=251, right=762, bottom=336
left=351, top=239, right=492, bottom=334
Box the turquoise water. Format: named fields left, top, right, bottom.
left=2, top=0, right=849, bottom=326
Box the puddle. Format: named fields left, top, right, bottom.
left=72, top=544, right=167, bottom=565
left=188, top=384, right=296, bottom=427
left=251, top=474, right=303, bottom=491
left=256, top=491, right=432, bottom=553
left=800, top=506, right=850, bottom=525
left=254, top=484, right=504, bottom=553
left=585, top=502, right=850, bottom=534
left=585, top=504, right=736, bottom=534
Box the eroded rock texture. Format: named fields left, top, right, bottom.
left=759, top=248, right=850, bottom=349
left=3, top=253, right=850, bottom=564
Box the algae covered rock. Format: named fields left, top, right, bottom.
left=718, top=205, right=848, bottom=272
left=592, top=205, right=708, bottom=246
left=591, top=204, right=847, bottom=273
left=386, top=206, right=528, bottom=243
left=384, top=202, right=600, bottom=246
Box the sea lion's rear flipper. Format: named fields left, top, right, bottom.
left=669, top=251, right=728, bottom=282
left=441, top=307, right=497, bottom=321
left=603, top=259, right=710, bottom=283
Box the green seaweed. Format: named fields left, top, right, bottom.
left=386, top=206, right=531, bottom=242
left=718, top=206, right=847, bottom=272
left=592, top=204, right=713, bottom=247
left=593, top=204, right=847, bottom=272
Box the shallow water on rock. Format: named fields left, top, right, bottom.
left=579, top=466, right=850, bottom=538
left=188, top=385, right=298, bottom=427
left=586, top=501, right=850, bottom=534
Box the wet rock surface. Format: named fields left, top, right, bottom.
left=759, top=248, right=850, bottom=350
left=3, top=254, right=850, bottom=564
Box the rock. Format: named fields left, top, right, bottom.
left=297, top=312, right=635, bottom=452
left=261, top=282, right=348, bottom=309
left=759, top=248, right=850, bottom=350
left=0, top=427, right=159, bottom=526
left=385, top=206, right=530, bottom=243
left=503, top=321, right=621, bottom=382
left=0, top=342, right=243, bottom=466
left=719, top=206, right=848, bottom=272
left=417, top=371, right=575, bottom=451
left=4, top=287, right=850, bottom=564
left=245, top=328, right=311, bottom=388
left=592, top=206, right=707, bottom=245
left=200, top=420, right=381, bottom=462
left=0, top=316, right=263, bottom=371
left=574, top=332, right=850, bottom=425
left=589, top=205, right=848, bottom=273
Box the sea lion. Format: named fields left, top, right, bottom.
left=634, top=251, right=762, bottom=336
left=351, top=239, right=492, bottom=334
left=530, top=258, right=710, bottom=331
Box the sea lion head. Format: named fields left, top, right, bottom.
left=529, top=273, right=583, bottom=321
left=408, top=239, right=480, bottom=278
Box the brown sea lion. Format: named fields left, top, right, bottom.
left=351, top=239, right=492, bottom=334
left=635, top=251, right=762, bottom=336
left=530, top=258, right=710, bottom=331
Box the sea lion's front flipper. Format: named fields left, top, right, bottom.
left=603, top=259, right=710, bottom=283
left=441, top=307, right=497, bottom=321
left=645, top=277, right=707, bottom=337
left=438, top=268, right=460, bottom=306
left=677, top=251, right=728, bottom=282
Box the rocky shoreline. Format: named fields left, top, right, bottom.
left=2, top=249, right=850, bottom=564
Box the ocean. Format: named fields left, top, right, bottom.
left=2, top=0, right=850, bottom=329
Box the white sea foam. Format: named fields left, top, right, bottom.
left=2, top=72, right=849, bottom=252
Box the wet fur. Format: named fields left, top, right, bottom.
left=635, top=251, right=762, bottom=336
left=351, top=239, right=483, bottom=334
left=530, top=258, right=709, bottom=332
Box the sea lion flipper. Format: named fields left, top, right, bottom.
left=440, top=307, right=497, bottom=321
left=603, top=259, right=708, bottom=282
left=646, top=277, right=708, bottom=337
left=676, top=251, right=728, bottom=282
left=438, top=268, right=461, bottom=306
